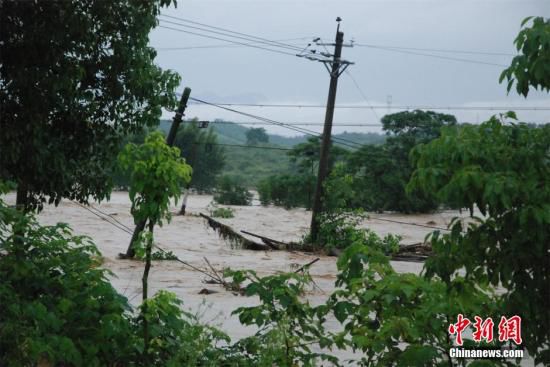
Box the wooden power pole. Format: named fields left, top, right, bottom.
left=309, top=18, right=353, bottom=244
left=121, top=87, right=192, bottom=258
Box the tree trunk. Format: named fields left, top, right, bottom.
left=123, top=220, right=146, bottom=258
left=15, top=181, right=28, bottom=212
left=142, top=220, right=154, bottom=364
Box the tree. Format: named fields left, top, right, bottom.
left=500, top=17, right=550, bottom=97
left=409, top=115, right=550, bottom=364
left=257, top=137, right=348, bottom=209
left=288, top=136, right=348, bottom=174
left=174, top=122, right=226, bottom=192
left=246, top=127, right=269, bottom=145
left=347, top=110, right=456, bottom=213
left=118, top=131, right=192, bottom=362
left=0, top=0, right=180, bottom=212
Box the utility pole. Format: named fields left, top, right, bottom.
left=121, top=87, right=192, bottom=259
left=308, top=18, right=353, bottom=244
left=179, top=140, right=198, bottom=215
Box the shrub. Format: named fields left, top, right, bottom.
left=258, top=174, right=314, bottom=209
left=226, top=269, right=338, bottom=366
left=0, top=197, right=232, bottom=366
left=0, top=201, right=134, bottom=366
left=211, top=207, right=235, bottom=218
left=132, top=290, right=231, bottom=366
left=214, top=175, right=252, bottom=206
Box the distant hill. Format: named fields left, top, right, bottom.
left=159, top=120, right=385, bottom=148
left=158, top=119, right=385, bottom=186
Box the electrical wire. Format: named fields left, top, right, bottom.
left=187, top=96, right=365, bottom=149
left=210, top=121, right=383, bottom=127
left=160, top=14, right=309, bottom=53
left=188, top=101, right=550, bottom=111
left=159, top=18, right=306, bottom=54
left=155, top=37, right=313, bottom=51
left=157, top=25, right=300, bottom=58
left=355, top=43, right=515, bottom=57
left=72, top=201, right=224, bottom=283
left=368, top=216, right=450, bottom=232
left=194, top=142, right=292, bottom=151
left=356, top=44, right=509, bottom=67
left=344, top=70, right=380, bottom=120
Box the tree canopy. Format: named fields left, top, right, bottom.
left=409, top=115, right=550, bottom=364
left=0, top=0, right=180, bottom=211
left=345, top=110, right=456, bottom=213
left=500, top=16, right=550, bottom=97
left=245, top=127, right=269, bottom=145
left=174, top=122, right=226, bottom=192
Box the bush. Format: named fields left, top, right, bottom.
left=133, top=290, right=231, bottom=366
left=0, top=198, right=232, bottom=366
left=258, top=174, right=314, bottom=209
left=214, top=175, right=252, bottom=206
left=0, top=201, right=134, bottom=366
left=211, top=207, right=235, bottom=218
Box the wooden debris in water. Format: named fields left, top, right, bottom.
left=200, top=213, right=272, bottom=251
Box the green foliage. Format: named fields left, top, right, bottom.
left=214, top=175, right=253, bottom=206
left=0, top=0, right=180, bottom=211
left=258, top=173, right=315, bottom=209
left=288, top=137, right=349, bottom=173
left=246, top=127, right=269, bottom=145
left=133, top=290, right=231, bottom=366
left=345, top=110, right=456, bottom=213
left=209, top=206, right=235, bottom=218
left=150, top=250, right=178, bottom=261
left=409, top=116, right=550, bottom=364
left=0, top=201, right=134, bottom=366
left=0, top=199, right=233, bottom=367
left=227, top=270, right=338, bottom=366
left=346, top=145, right=400, bottom=211
left=500, top=17, right=550, bottom=97
left=314, top=209, right=401, bottom=254
left=174, top=122, right=226, bottom=192
left=118, top=131, right=191, bottom=225
left=119, top=131, right=191, bottom=362
left=258, top=137, right=348, bottom=209
left=330, top=241, right=500, bottom=367
left=112, top=125, right=162, bottom=190
left=133, top=236, right=178, bottom=261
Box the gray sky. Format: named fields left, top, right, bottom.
left=151, top=0, right=549, bottom=136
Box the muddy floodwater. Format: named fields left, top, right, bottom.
left=3, top=192, right=535, bottom=365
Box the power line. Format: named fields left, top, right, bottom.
left=210, top=121, right=383, bottom=127
left=157, top=25, right=300, bottom=58
left=160, top=14, right=309, bottom=53
left=344, top=70, right=380, bottom=120
left=159, top=18, right=306, bottom=54
left=73, top=201, right=224, bottom=283
left=356, top=44, right=509, bottom=67
left=154, top=37, right=312, bottom=51
left=196, top=142, right=292, bottom=151
left=369, top=216, right=450, bottom=232
left=187, top=96, right=365, bottom=149
left=189, top=102, right=550, bottom=111
left=355, top=43, right=515, bottom=57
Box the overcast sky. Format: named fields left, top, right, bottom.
left=151, top=0, right=549, bottom=136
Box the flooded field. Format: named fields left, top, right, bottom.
left=4, top=191, right=463, bottom=336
